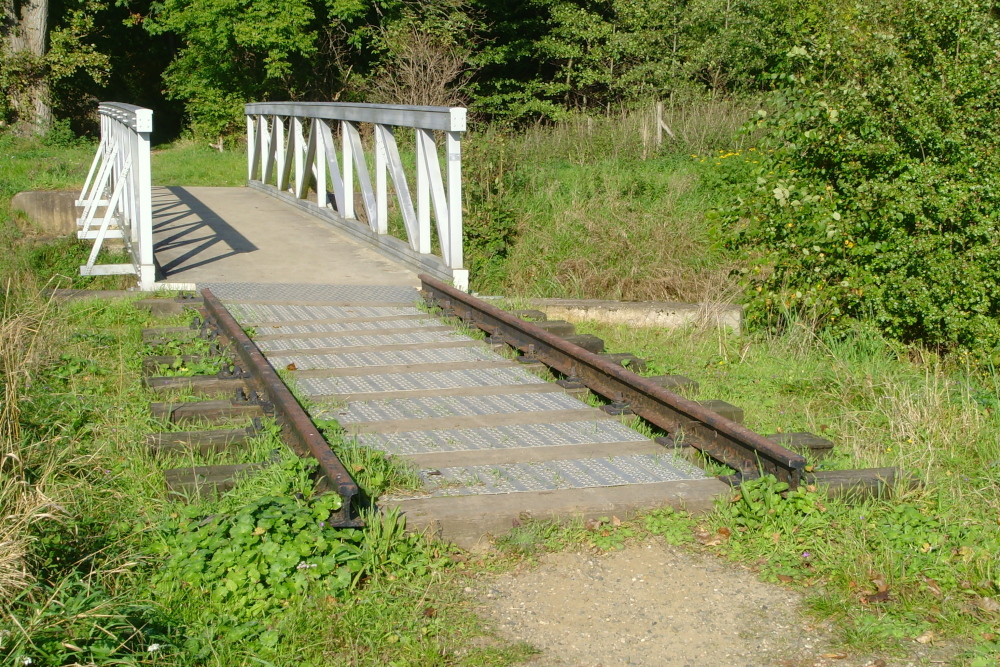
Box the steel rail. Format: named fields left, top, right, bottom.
left=419, top=275, right=806, bottom=487
left=200, top=289, right=362, bottom=526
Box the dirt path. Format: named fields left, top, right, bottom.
left=476, top=538, right=894, bottom=667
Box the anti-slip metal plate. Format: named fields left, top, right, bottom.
left=268, top=347, right=502, bottom=371
left=258, top=330, right=473, bottom=352
left=298, top=366, right=547, bottom=396
left=356, top=420, right=653, bottom=456
left=255, top=317, right=439, bottom=336
left=411, top=454, right=706, bottom=497
left=202, top=282, right=419, bottom=303
left=325, top=392, right=589, bottom=424
left=228, top=303, right=424, bottom=325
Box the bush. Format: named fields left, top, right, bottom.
left=724, top=0, right=1000, bottom=353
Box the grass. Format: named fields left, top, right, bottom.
left=151, top=139, right=247, bottom=187
left=462, top=101, right=756, bottom=300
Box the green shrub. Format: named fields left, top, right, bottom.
left=724, top=0, right=1000, bottom=353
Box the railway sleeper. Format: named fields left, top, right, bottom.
left=134, top=295, right=203, bottom=317
left=532, top=319, right=576, bottom=337
left=164, top=462, right=268, bottom=500
left=150, top=399, right=267, bottom=425
left=148, top=423, right=260, bottom=456
left=143, top=375, right=247, bottom=396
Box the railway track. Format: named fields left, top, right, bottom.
left=136, top=281, right=909, bottom=542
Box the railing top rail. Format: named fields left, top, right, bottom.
left=98, top=102, right=153, bottom=133
left=244, top=101, right=466, bottom=132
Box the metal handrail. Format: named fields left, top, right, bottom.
left=77, top=102, right=155, bottom=288
left=244, top=102, right=469, bottom=290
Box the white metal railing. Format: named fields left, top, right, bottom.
left=76, top=102, right=155, bottom=289
left=244, top=102, right=469, bottom=290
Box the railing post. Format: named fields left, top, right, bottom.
left=446, top=130, right=466, bottom=290
left=134, top=108, right=155, bottom=289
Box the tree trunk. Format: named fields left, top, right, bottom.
left=1, top=0, right=51, bottom=134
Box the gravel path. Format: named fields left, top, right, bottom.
left=477, top=538, right=898, bottom=667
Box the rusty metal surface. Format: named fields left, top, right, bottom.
left=419, top=275, right=806, bottom=487
left=200, top=288, right=361, bottom=525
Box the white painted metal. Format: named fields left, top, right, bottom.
left=76, top=103, right=155, bottom=288
left=245, top=102, right=468, bottom=290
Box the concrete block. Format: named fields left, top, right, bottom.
left=527, top=298, right=742, bottom=333
left=11, top=190, right=106, bottom=236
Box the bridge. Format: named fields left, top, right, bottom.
left=78, top=101, right=815, bottom=547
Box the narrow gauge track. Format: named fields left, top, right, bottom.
left=418, top=274, right=907, bottom=494
left=139, top=282, right=906, bottom=533
left=142, top=291, right=361, bottom=527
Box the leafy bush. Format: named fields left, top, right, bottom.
left=725, top=0, right=1000, bottom=352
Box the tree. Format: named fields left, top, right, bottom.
left=2, top=0, right=52, bottom=133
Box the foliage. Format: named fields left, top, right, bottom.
left=143, top=0, right=476, bottom=138
left=723, top=0, right=1000, bottom=352
left=150, top=459, right=356, bottom=654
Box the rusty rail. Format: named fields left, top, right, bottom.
left=419, top=274, right=806, bottom=487
left=200, top=288, right=362, bottom=526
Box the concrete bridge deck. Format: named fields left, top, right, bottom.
left=152, top=186, right=723, bottom=547
left=152, top=186, right=417, bottom=287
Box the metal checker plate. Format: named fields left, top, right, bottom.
left=202, top=282, right=418, bottom=303
left=324, top=392, right=590, bottom=424
left=255, top=318, right=438, bottom=336
left=228, top=303, right=423, bottom=325
left=414, top=454, right=706, bottom=497
left=268, top=347, right=502, bottom=371
left=258, top=330, right=473, bottom=352
left=357, top=420, right=651, bottom=456
left=298, top=366, right=547, bottom=396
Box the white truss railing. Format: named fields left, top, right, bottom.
left=76, top=102, right=155, bottom=288
left=245, top=102, right=469, bottom=290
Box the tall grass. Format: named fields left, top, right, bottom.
left=0, top=285, right=59, bottom=601
left=463, top=98, right=755, bottom=301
